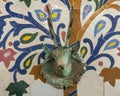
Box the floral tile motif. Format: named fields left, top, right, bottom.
left=0, top=0, right=120, bottom=96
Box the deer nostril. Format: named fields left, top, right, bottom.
left=58, top=65, right=64, bottom=70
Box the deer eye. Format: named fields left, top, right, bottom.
left=52, top=53, right=57, bottom=59
left=53, top=50, right=59, bottom=57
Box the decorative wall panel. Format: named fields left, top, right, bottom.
left=0, top=0, right=120, bottom=96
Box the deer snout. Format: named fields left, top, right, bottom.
left=58, top=65, right=64, bottom=70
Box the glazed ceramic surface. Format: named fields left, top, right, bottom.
left=0, top=0, right=120, bottom=96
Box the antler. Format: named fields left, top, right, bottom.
left=65, top=7, right=74, bottom=47
left=46, top=6, right=58, bottom=47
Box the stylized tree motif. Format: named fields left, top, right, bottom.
left=0, top=0, right=120, bottom=95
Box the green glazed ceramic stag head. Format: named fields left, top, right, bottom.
left=41, top=6, right=85, bottom=88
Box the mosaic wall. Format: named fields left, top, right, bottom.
left=0, top=0, right=120, bottom=96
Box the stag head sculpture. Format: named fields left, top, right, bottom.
left=41, top=6, right=85, bottom=88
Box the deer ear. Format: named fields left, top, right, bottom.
left=70, top=40, right=80, bottom=54
left=42, top=43, right=54, bottom=60
left=41, top=43, right=52, bottom=54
